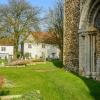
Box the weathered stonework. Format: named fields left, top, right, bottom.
left=63, top=0, right=80, bottom=73
left=79, top=0, right=100, bottom=80
left=64, top=0, right=100, bottom=80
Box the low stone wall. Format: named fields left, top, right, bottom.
left=0, top=95, right=21, bottom=100
left=0, top=61, right=46, bottom=68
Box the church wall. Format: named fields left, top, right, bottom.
left=79, top=33, right=94, bottom=77
left=96, top=32, right=100, bottom=80
left=64, top=0, right=100, bottom=80
left=63, top=0, right=80, bottom=73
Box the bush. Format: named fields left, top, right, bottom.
left=32, top=59, right=44, bottom=62
left=17, top=51, right=21, bottom=59
left=0, top=88, right=10, bottom=96
left=24, top=52, right=31, bottom=59
left=0, top=76, right=9, bottom=96
left=8, top=60, right=31, bottom=66
left=49, top=59, right=63, bottom=68
left=0, top=76, right=5, bottom=88
left=0, top=59, right=8, bottom=64
left=8, top=58, right=44, bottom=66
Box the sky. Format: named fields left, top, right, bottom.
left=0, top=0, right=55, bottom=10
left=28, top=0, right=55, bottom=9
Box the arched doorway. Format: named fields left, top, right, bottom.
left=79, top=0, right=100, bottom=79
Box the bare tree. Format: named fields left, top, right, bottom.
left=46, top=0, right=64, bottom=61
left=0, top=0, right=40, bottom=59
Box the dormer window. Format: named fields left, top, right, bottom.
left=42, top=44, right=45, bottom=48
left=28, top=44, right=32, bottom=48
left=1, top=47, right=6, bottom=51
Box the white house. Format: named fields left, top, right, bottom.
left=0, top=33, right=60, bottom=60
left=23, top=34, right=60, bottom=59
left=45, top=44, right=60, bottom=59
left=24, top=42, right=60, bottom=59
left=0, top=39, right=14, bottom=59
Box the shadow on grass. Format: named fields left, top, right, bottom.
left=0, top=89, right=10, bottom=96
left=49, top=60, right=100, bottom=99
left=49, top=59, right=64, bottom=68
left=72, top=72, right=100, bottom=100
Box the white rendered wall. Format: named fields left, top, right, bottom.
left=24, top=43, right=60, bottom=59
left=0, top=46, right=14, bottom=59
left=45, top=44, right=60, bottom=59
left=24, top=43, right=44, bottom=58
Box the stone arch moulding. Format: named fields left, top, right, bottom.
left=88, top=0, right=100, bottom=26
left=93, top=7, right=100, bottom=26
left=79, top=0, right=91, bottom=29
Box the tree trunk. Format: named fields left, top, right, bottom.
left=21, top=42, right=24, bottom=59
left=13, top=34, right=19, bottom=60
left=13, top=43, right=19, bottom=60
left=59, top=46, right=63, bottom=61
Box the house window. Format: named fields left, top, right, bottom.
left=42, top=44, right=45, bottom=48
left=42, top=52, right=45, bottom=58
left=28, top=44, right=32, bottom=48
left=37, top=43, right=39, bottom=45
left=1, top=47, right=6, bottom=51
left=52, top=53, right=55, bottom=58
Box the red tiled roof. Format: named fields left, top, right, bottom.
left=32, top=32, right=57, bottom=44
left=0, top=38, right=14, bottom=46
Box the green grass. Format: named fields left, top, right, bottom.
left=0, top=61, right=100, bottom=100
left=0, top=59, right=7, bottom=64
